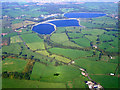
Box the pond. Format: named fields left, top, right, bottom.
left=64, top=12, right=106, bottom=18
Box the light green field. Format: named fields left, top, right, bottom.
left=27, top=42, right=45, bottom=50
left=75, top=58, right=117, bottom=74
left=50, top=33, right=82, bottom=48
left=2, top=78, right=66, bottom=88
left=89, top=75, right=118, bottom=88
left=20, top=33, right=43, bottom=43
left=2, top=43, right=21, bottom=55
left=49, top=48, right=93, bottom=59
left=49, top=54, right=71, bottom=63
left=55, top=27, right=66, bottom=33
left=20, top=33, right=45, bottom=50
left=71, top=37, right=91, bottom=47
left=85, top=35, right=98, bottom=42
left=10, top=36, right=23, bottom=43
left=68, top=33, right=83, bottom=38
left=66, top=27, right=81, bottom=32
left=31, top=62, right=81, bottom=83
left=2, top=58, right=28, bottom=72
left=36, top=50, right=49, bottom=56
left=81, top=29, right=106, bottom=35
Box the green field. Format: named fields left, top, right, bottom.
left=31, top=62, right=82, bottom=83
left=81, top=29, right=106, bottom=35
left=75, top=58, right=117, bottom=74
left=68, top=33, right=84, bottom=38
left=89, top=75, right=118, bottom=88
left=2, top=58, right=28, bottom=72
left=2, top=43, right=21, bottom=55
left=20, top=33, right=45, bottom=50
left=49, top=48, right=93, bottom=59
left=50, top=33, right=82, bottom=48
left=71, top=37, right=91, bottom=47
left=49, top=54, right=71, bottom=63
left=2, top=78, right=66, bottom=88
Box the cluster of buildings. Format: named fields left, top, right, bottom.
left=85, top=81, right=103, bottom=89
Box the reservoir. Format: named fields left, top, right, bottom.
left=64, top=12, right=106, bottom=18
left=48, top=19, right=80, bottom=27
left=32, top=23, right=55, bottom=34
left=32, top=19, right=80, bottom=34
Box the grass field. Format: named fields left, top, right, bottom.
left=31, top=63, right=81, bottom=83
left=50, top=33, right=82, bottom=48
left=10, top=36, right=23, bottom=43
left=68, top=33, right=84, bottom=38
left=81, top=29, right=106, bottom=36
left=75, top=58, right=117, bottom=74
left=89, top=75, right=118, bottom=88
left=49, top=48, right=93, bottom=59
left=55, top=27, right=66, bottom=33
left=2, top=78, right=66, bottom=88
left=49, top=54, right=71, bottom=63
left=36, top=50, right=49, bottom=56
left=11, top=20, right=36, bottom=30
left=2, top=43, right=21, bottom=55
left=2, top=58, right=28, bottom=72
left=71, top=37, right=91, bottom=47
left=20, top=33, right=45, bottom=50
left=85, top=35, right=98, bottom=42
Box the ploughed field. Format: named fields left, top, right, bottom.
left=2, top=11, right=119, bottom=88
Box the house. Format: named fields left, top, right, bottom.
left=1, top=33, right=8, bottom=36
left=110, top=73, right=115, bottom=76
left=71, top=61, right=75, bottom=64
left=79, top=68, right=85, bottom=71
left=93, top=45, right=97, bottom=49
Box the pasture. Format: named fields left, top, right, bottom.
left=2, top=58, right=28, bottom=72
left=50, top=33, right=82, bottom=48
left=49, top=48, right=93, bottom=59
left=31, top=63, right=81, bottom=83
left=2, top=78, right=66, bottom=88
left=71, top=37, right=91, bottom=47
left=20, top=33, right=45, bottom=50
left=49, top=54, right=71, bottom=63
left=75, top=58, right=117, bottom=74
left=10, top=36, right=23, bottom=43
left=89, top=75, right=118, bottom=88
left=2, top=43, right=21, bottom=55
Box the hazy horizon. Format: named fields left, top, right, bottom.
left=1, top=0, right=119, bottom=2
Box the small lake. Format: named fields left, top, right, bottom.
left=32, top=23, right=55, bottom=34
left=64, top=12, right=106, bottom=18
left=48, top=19, right=80, bottom=27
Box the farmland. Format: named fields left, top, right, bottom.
left=20, top=33, right=45, bottom=50
left=48, top=48, right=93, bottom=59
left=2, top=2, right=119, bottom=89
left=2, top=58, right=28, bottom=72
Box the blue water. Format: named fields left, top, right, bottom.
left=32, top=23, right=55, bottom=34
left=64, top=12, right=106, bottom=18
left=48, top=19, right=80, bottom=27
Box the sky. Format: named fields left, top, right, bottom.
left=1, top=0, right=120, bottom=2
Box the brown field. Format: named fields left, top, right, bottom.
left=11, top=20, right=36, bottom=30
